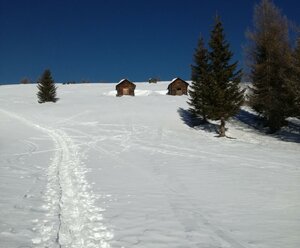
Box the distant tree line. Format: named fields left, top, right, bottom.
left=20, top=78, right=32, bottom=84
left=189, top=0, right=300, bottom=135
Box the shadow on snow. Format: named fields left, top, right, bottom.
left=178, top=107, right=300, bottom=144
left=177, top=108, right=219, bottom=135
left=235, top=109, right=300, bottom=144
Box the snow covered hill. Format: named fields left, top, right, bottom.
left=0, top=82, right=299, bottom=248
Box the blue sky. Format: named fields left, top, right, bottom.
left=0, top=0, right=300, bottom=84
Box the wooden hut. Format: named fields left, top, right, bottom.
left=116, top=79, right=136, bottom=96
left=167, top=78, right=189, bottom=95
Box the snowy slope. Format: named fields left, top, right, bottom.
left=0, top=82, right=299, bottom=248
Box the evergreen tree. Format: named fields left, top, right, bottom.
left=188, top=36, right=211, bottom=121
left=37, top=69, right=57, bottom=103
left=246, top=0, right=295, bottom=132
left=292, top=38, right=300, bottom=117
left=188, top=16, right=244, bottom=136
left=207, top=15, right=244, bottom=127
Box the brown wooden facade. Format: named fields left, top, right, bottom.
left=116, top=79, right=136, bottom=96
left=167, top=78, right=189, bottom=95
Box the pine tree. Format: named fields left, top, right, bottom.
left=246, top=0, right=295, bottom=132
left=198, top=16, right=244, bottom=136
left=188, top=36, right=211, bottom=121
left=207, top=15, right=244, bottom=126
left=188, top=16, right=244, bottom=136
left=37, top=69, right=57, bottom=103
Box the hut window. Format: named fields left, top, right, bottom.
left=176, top=88, right=183, bottom=95
left=123, top=88, right=129, bottom=95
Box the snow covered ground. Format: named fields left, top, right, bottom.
left=0, top=82, right=299, bottom=248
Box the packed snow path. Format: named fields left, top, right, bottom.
left=0, top=109, right=112, bottom=248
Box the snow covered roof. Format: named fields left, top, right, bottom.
left=115, top=79, right=136, bottom=91
left=118, top=78, right=128, bottom=84
left=171, top=78, right=180, bottom=83
left=169, top=78, right=189, bottom=86
left=170, top=78, right=189, bottom=84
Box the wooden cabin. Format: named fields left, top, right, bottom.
left=167, top=78, right=189, bottom=95
left=116, top=79, right=136, bottom=96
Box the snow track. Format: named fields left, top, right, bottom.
left=64, top=124, right=249, bottom=248
left=0, top=109, right=113, bottom=248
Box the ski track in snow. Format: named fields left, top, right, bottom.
left=0, top=109, right=113, bottom=248
left=62, top=124, right=249, bottom=248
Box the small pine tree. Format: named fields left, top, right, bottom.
left=246, top=0, right=295, bottom=132
left=188, top=36, right=211, bottom=121
left=37, top=69, right=57, bottom=103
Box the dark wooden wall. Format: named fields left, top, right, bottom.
left=116, top=80, right=136, bottom=96
left=168, top=79, right=188, bottom=95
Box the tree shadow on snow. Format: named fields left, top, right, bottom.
left=177, top=108, right=219, bottom=135
left=234, top=109, right=300, bottom=144
left=178, top=107, right=300, bottom=143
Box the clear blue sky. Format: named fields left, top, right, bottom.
left=0, top=0, right=299, bottom=84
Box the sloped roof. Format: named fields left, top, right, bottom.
left=116, top=79, right=136, bottom=90
left=168, top=78, right=189, bottom=89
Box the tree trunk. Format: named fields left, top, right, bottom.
left=219, top=117, right=226, bottom=137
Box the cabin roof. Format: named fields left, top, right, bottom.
left=116, top=79, right=136, bottom=90
left=168, top=78, right=189, bottom=89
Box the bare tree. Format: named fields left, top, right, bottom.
left=20, top=78, right=31, bottom=84
left=246, top=0, right=296, bottom=132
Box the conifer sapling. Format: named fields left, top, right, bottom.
left=37, top=69, right=57, bottom=103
